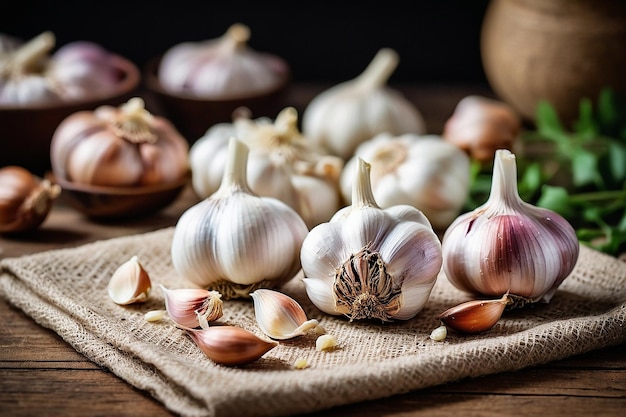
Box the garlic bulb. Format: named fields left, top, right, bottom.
left=189, top=107, right=344, bottom=228
left=301, top=157, right=443, bottom=322
left=302, top=48, right=426, bottom=160
left=158, top=23, right=289, bottom=98
left=0, top=32, right=123, bottom=105
left=340, top=133, right=471, bottom=230
left=443, top=95, right=521, bottom=163
left=171, top=137, right=309, bottom=299
left=441, top=149, right=580, bottom=304
left=0, top=166, right=60, bottom=233
left=50, top=97, right=189, bottom=187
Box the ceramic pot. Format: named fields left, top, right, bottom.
left=481, top=0, right=626, bottom=126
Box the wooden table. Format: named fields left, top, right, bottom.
left=1, top=85, right=624, bottom=417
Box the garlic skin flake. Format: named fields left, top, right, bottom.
left=302, top=48, right=426, bottom=160
left=171, top=137, right=309, bottom=299
left=187, top=325, right=278, bottom=366
left=441, top=149, right=580, bottom=304
left=340, top=133, right=471, bottom=230
left=161, top=285, right=223, bottom=329
left=107, top=256, right=152, bottom=305
left=250, top=289, right=319, bottom=340
left=301, top=157, right=443, bottom=322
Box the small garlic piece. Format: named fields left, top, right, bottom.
left=429, top=325, right=448, bottom=341
left=301, top=157, right=443, bottom=322
left=107, top=256, right=152, bottom=305
left=302, top=48, right=426, bottom=160
left=315, top=334, right=338, bottom=352
left=171, top=137, right=309, bottom=299
left=144, top=309, right=167, bottom=323
left=441, top=149, right=580, bottom=304
left=438, top=293, right=510, bottom=334
left=250, top=289, right=319, bottom=340
left=293, top=358, right=309, bottom=369
left=187, top=325, right=278, bottom=366
left=161, top=285, right=223, bottom=329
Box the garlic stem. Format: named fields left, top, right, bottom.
left=8, top=31, right=55, bottom=74
left=222, top=23, right=251, bottom=52
left=485, top=149, right=522, bottom=214
left=214, top=137, right=253, bottom=196
left=351, top=158, right=380, bottom=209
left=354, top=48, right=399, bottom=91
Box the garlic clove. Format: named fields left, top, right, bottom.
left=315, top=334, right=338, bottom=352
left=250, top=289, right=319, bottom=340
left=429, top=325, right=448, bottom=341
left=107, top=256, right=152, bottom=305
left=437, top=293, right=511, bottom=334
left=161, top=285, right=223, bottom=329
left=187, top=325, right=278, bottom=366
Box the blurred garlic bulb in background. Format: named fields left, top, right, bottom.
left=443, top=95, right=521, bottom=163
left=340, top=133, right=471, bottom=230
left=50, top=97, right=189, bottom=187
left=158, top=23, right=289, bottom=98
left=441, top=149, right=579, bottom=305
left=302, top=48, right=426, bottom=160
left=301, top=157, right=442, bottom=322
left=172, top=137, right=309, bottom=299
left=189, top=107, right=343, bottom=228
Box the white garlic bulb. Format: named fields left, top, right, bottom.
left=302, top=48, right=426, bottom=160
left=340, top=133, right=471, bottom=230
left=158, top=23, right=289, bottom=98
left=441, top=149, right=580, bottom=304
left=189, top=107, right=344, bottom=228
left=301, top=157, right=443, bottom=322
left=171, top=136, right=309, bottom=299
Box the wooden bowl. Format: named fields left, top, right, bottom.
left=0, top=56, right=141, bottom=176
left=143, top=57, right=291, bottom=144
left=51, top=173, right=190, bottom=219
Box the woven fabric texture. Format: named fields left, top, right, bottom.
left=1, top=227, right=625, bottom=417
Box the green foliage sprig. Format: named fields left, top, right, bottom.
left=465, top=88, right=626, bottom=257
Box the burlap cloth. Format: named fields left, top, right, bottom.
left=1, top=227, right=625, bottom=417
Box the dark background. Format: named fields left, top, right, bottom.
left=2, top=1, right=492, bottom=85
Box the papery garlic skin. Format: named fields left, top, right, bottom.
left=158, top=23, right=288, bottom=98
left=302, top=48, right=425, bottom=160
left=301, top=157, right=442, bottom=322
left=250, top=289, right=319, bottom=340
left=50, top=97, right=189, bottom=187
left=189, top=107, right=344, bottom=228
left=340, top=133, right=471, bottom=230
left=172, top=137, right=309, bottom=299
left=441, top=149, right=580, bottom=303
left=161, top=285, right=223, bottom=330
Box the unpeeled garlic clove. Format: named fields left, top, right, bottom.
left=437, top=293, right=511, bottom=334
left=107, top=256, right=152, bottom=305
left=187, top=325, right=278, bottom=366
left=250, top=288, right=319, bottom=340
left=161, top=285, right=223, bottom=329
